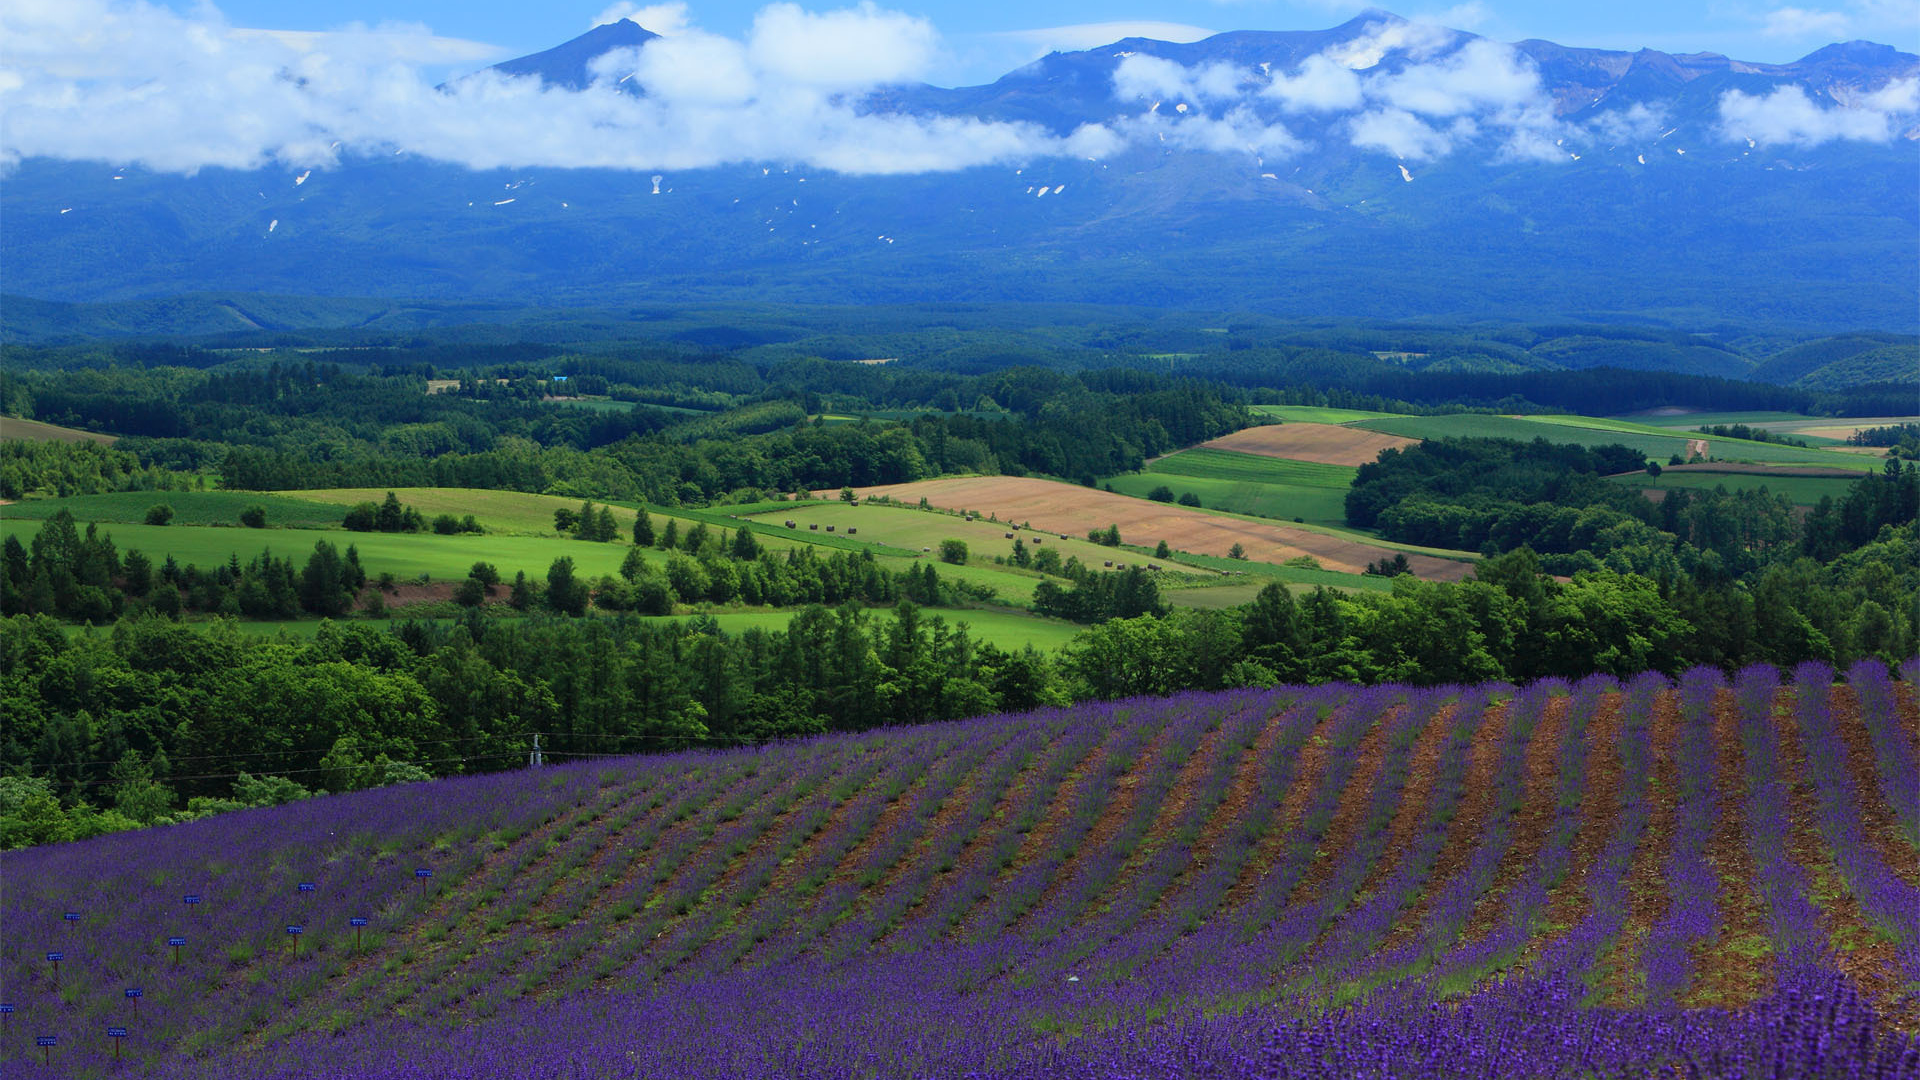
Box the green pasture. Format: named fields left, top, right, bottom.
left=282, top=488, right=668, bottom=536
left=184, top=604, right=1085, bottom=652
left=1102, top=473, right=1349, bottom=528
left=2, top=491, right=346, bottom=529
left=0, top=518, right=656, bottom=582
left=1149, top=447, right=1358, bottom=488
left=1524, top=413, right=1840, bottom=447
left=742, top=502, right=1176, bottom=578
left=1613, top=470, right=1862, bottom=506
left=1358, top=414, right=1878, bottom=471
left=1249, top=405, right=1401, bottom=424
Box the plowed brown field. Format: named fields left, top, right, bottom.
left=846, top=476, right=1474, bottom=580
left=1200, top=422, right=1418, bottom=466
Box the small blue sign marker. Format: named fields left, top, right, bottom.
left=298, top=882, right=317, bottom=894
left=108, top=1026, right=127, bottom=1060
left=350, top=915, right=369, bottom=950
left=125, top=988, right=142, bottom=1013
left=349, top=917, right=369, bottom=927
left=62, top=912, right=80, bottom=924
left=36, top=1035, right=55, bottom=1065
left=168, top=936, right=187, bottom=962
left=183, top=894, right=202, bottom=909
left=286, top=924, right=304, bottom=955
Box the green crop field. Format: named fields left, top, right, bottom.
left=1, top=490, right=348, bottom=529
left=1614, top=471, right=1862, bottom=506
left=1096, top=448, right=1358, bottom=527
left=1358, top=414, right=1880, bottom=471
left=1249, top=405, right=1401, bottom=424
left=743, top=501, right=1179, bottom=576
left=1149, top=447, right=1358, bottom=488
left=0, top=517, right=655, bottom=582
left=1102, top=472, right=1350, bottom=527
left=282, top=488, right=669, bottom=535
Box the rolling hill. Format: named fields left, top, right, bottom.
left=3, top=662, right=1915, bottom=1076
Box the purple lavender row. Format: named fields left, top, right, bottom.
left=938, top=701, right=1165, bottom=945
left=1846, top=658, right=1920, bottom=848
left=748, top=713, right=1037, bottom=969
left=1003, top=697, right=1232, bottom=953
left=1422, top=675, right=1612, bottom=992
left=1226, top=684, right=1398, bottom=952
left=987, top=691, right=1275, bottom=990
left=1358, top=679, right=1549, bottom=989
left=1529, top=670, right=1664, bottom=988
left=1286, top=685, right=1499, bottom=1002
left=816, top=705, right=1108, bottom=960
left=1641, top=666, right=1726, bottom=1006
left=1071, top=688, right=1334, bottom=998
left=123, top=954, right=1918, bottom=1079
left=1734, top=664, right=1829, bottom=978
left=1791, top=661, right=1920, bottom=982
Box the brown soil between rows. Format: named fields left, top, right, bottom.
left=979, top=719, right=1184, bottom=940
left=1521, top=690, right=1625, bottom=964
left=1598, top=687, right=1680, bottom=1006
left=1772, top=689, right=1918, bottom=1030
left=1370, top=699, right=1513, bottom=958
left=849, top=475, right=1474, bottom=581
left=1202, top=423, right=1419, bottom=467
left=1076, top=708, right=1247, bottom=921
left=1456, top=698, right=1568, bottom=947
left=1681, top=691, right=1771, bottom=1010
left=1277, top=705, right=1399, bottom=912
left=1217, top=704, right=1342, bottom=915
left=1827, top=687, right=1920, bottom=884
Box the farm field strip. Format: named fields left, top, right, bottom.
left=10, top=671, right=1920, bottom=1077
left=1249, top=405, right=1402, bottom=424
left=1146, top=447, right=1358, bottom=489
left=1360, top=413, right=1879, bottom=471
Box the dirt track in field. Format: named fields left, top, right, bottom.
left=848, top=476, right=1475, bottom=581
left=1200, top=423, right=1418, bottom=466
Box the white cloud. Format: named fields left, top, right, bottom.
left=1112, top=55, right=1245, bottom=103
left=632, top=32, right=757, bottom=103
left=747, top=2, right=937, bottom=89
left=592, top=3, right=693, bottom=36
left=1588, top=102, right=1669, bottom=143
left=1760, top=7, right=1852, bottom=39
left=1370, top=39, right=1543, bottom=119
left=1322, top=17, right=1458, bottom=70
left=1716, top=83, right=1913, bottom=145
left=0, top=0, right=1099, bottom=175
left=1348, top=108, right=1466, bottom=160
left=1264, top=54, right=1364, bottom=112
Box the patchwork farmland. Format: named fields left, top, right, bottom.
left=848, top=476, right=1476, bottom=580
left=4, top=662, right=1915, bottom=1076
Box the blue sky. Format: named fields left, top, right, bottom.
left=173, top=1, right=1920, bottom=86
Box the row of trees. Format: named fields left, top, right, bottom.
left=7, top=514, right=1913, bottom=848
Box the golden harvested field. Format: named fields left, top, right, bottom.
left=1201, top=422, right=1417, bottom=466
left=849, top=476, right=1475, bottom=581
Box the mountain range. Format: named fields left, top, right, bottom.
left=3, top=10, right=1916, bottom=331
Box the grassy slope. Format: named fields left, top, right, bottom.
left=1250, top=405, right=1402, bottom=424
left=0, top=416, right=119, bottom=443
left=1614, top=471, right=1861, bottom=506
left=1357, top=414, right=1879, bottom=471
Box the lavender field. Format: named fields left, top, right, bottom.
left=4, top=661, right=1918, bottom=1078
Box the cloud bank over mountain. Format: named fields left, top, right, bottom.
left=1, top=0, right=1913, bottom=176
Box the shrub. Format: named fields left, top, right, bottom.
left=144, top=504, right=174, bottom=526
left=238, top=505, right=267, bottom=528
left=1177, top=492, right=1202, bottom=508
left=939, top=539, right=969, bottom=565
left=1147, top=485, right=1176, bottom=503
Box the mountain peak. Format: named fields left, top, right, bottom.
left=486, top=19, right=661, bottom=90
